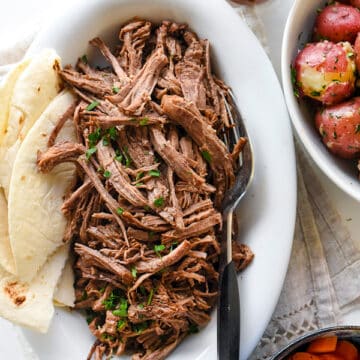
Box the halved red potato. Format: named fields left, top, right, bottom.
left=315, top=97, right=360, bottom=158
left=354, top=32, right=360, bottom=71
left=314, top=3, right=360, bottom=43
left=293, top=41, right=356, bottom=105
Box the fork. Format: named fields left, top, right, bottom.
left=217, top=90, right=254, bottom=360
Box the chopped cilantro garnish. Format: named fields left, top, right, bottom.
left=310, top=90, right=321, bottom=97
left=148, top=169, right=160, bottom=177
left=123, top=146, right=132, bottom=167
left=117, top=319, right=126, bottom=331
left=103, top=170, right=111, bottom=179
left=138, top=304, right=144, bottom=310
left=153, top=197, right=164, bottom=207
left=80, top=290, right=88, bottom=301
left=112, top=298, right=128, bottom=317
left=133, top=321, right=149, bottom=334
left=136, top=172, right=144, bottom=181
left=81, top=54, right=88, bottom=64
left=188, top=323, right=199, bottom=334
left=347, top=52, right=354, bottom=58
left=154, top=244, right=165, bottom=256
left=201, top=150, right=212, bottom=163
left=144, top=205, right=151, bottom=211
left=102, top=291, right=120, bottom=310
left=131, top=267, right=137, bottom=278
left=147, top=289, right=154, bottom=305
left=86, top=147, right=97, bottom=160
left=136, top=182, right=144, bottom=187
left=112, top=86, right=120, bottom=94
left=108, top=127, right=118, bottom=140
left=117, top=207, right=124, bottom=215
left=86, top=100, right=100, bottom=111
left=88, top=128, right=101, bottom=147
left=170, top=241, right=178, bottom=252
left=139, top=117, right=149, bottom=126
left=102, top=137, right=110, bottom=146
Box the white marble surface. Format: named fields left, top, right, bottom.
left=1, top=0, right=360, bottom=358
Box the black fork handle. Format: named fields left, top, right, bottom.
left=217, top=260, right=240, bottom=360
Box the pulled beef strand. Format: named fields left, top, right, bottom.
left=37, top=20, right=254, bottom=360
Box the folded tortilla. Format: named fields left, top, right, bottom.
left=0, top=48, right=62, bottom=200
left=0, top=244, right=69, bottom=333
left=53, top=259, right=75, bottom=308
left=8, top=89, right=77, bottom=282
left=0, top=59, right=31, bottom=146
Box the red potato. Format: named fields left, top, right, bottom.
left=315, top=97, right=360, bottom=158
left=293, top=41, right=356, bottom=105
left=350, top=0, right=360, bottom=8
left=354, top=32, right=360, bottom=70
left=314, top=3, right=360, bottom=43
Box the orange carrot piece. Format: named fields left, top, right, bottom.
left=335, top=340, right=358, bottom=360
left=292, top=353, right=321, bottom=360
left=318, top=354, right=343, bottom=360
left=307, top=337, right=338, bottom=353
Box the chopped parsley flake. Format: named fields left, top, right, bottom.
left=86, top=100, right=100, bottom=111
left=154, top=244, right=165, bottom=256
left=310, top=90, right=321, bottom=97
left=201, top=150, right=212, bottom=163
left=103, top=170, right=111, bottom=179
left=131, top=267, right=137, bottom=278
left=112, top=298, right=128, bottom=317
left=112, top=86, right=120, bottom=94
left=103, top=291, right=120, bottom=310
left=85, top=147, right=97, bottom=160
left=117, top=319, right=126, bottom=331
left=117, top=207, right=124, bottom=215
left=153, top=197, right=164, bottom=207
left=81, top=54, right=88, bottom=64
left=136, top=172, right=144, bottom=181
left=148, top=169, right=160, bottom=177
left=139, top=117, right=149, bottom=126
left=88, top=128, right=102, bottom=147
left=147, top=289, right=154, bottom=305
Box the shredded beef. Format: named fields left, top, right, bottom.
left=38, top=19, right=253, bottom=360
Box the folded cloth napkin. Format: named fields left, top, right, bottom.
left=2, top=2, right=360, bottom=360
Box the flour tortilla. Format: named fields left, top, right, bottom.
left=0, top=190, right=15, bottom=274
left=53, top=258, right=75, bottom=307
left=0, top=244, right=69, bottom=333
left=0, top=59, right=31, bottom=146
left=8, top=89, right=77, bottom=282
left=0, top=49, right=62, bottom=199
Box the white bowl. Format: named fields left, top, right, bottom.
left=282, top=0, right=360, bottom=201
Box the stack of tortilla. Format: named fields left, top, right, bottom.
left=0, top=50, right=76, bottom=333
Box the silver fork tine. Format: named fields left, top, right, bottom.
left=217, top=90, right=254, bottom=360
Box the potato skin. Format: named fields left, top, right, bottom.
left=315, top=97, right=360, bottom=158
left=354, top=32, right=360, bottom=70
left=294, top=41, right=356, bottom=105
left=314, top=3, right=360, bottom=43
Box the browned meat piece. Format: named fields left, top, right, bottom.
left=232, top=242, right=254, bottom=271
left=149, top=126, right=206, bottom=188
left=161, top=213, right=222, bottom=243
left=89, top=114, right=167, bottom=128
left=161, top=95, right=235, bottom=206
left=96, top=142, right=148, bottom=208
left=60, top=66, right=112, bottom=96
left=135, top=240, right=191, bottom=274
left=90, top=37, right=129, bottom=85
left=74, top=243, right=133, bottom=285
left=37, top=141, right=85, bottom=173
left=118, top=20, right=152, bottom=77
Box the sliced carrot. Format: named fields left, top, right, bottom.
left=335, top=340, right=358, bottom=360
left=292, top=353, right=321, bottom=360
left=307, top=337, right=338, bottom=353
left=318, top=354, right=343, bottom=360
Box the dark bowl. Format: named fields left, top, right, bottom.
left=271, top=326, right=360, bottom=359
